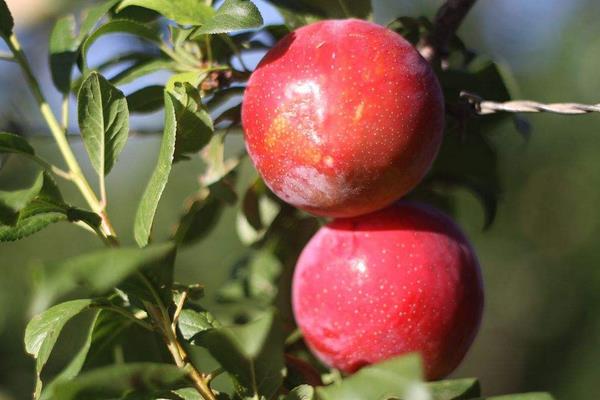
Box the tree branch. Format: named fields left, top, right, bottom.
left=418, top=0, right=478, bottom=64
left=461, top=92, right=600, bottom=115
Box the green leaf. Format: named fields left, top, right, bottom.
left=117, top=0, right=215, bottom=25
left=78, top=71, right=129, bottom=176
left=427, top=378, right=480, bottom=400
left=0, top=172, right=44, bottom=221
left=477, top=394, right=555, bottom=400
left=285, top=385, right=315, bottom=400
left=192, top=0, right=263, bottom=36
left=173, top=387, right=204, bottom=400
left=51, top=363, right=186, bottom=400
left=174, top=177, right=237, bottom=246
left=270, top=0, right=371, bottom=26
left=134, top=92, right=177, bottom=247
left=33, top=242, right=175, bottom=307
left=316, top=354, right=429, bottom=400
left=50, top=15, right=78, bottom=94
left=111, top=58, right=174, bottom=86
left=39, top=310, right=102, bottom=400
left=192, top=310, right=285, bottom=399
left=0, top=131, right=35, bottom=155
left=127, top=85, right=165, bottom=114
left=170, top=82, right=214, bottom=162
left=77, top=0, right=122, bottom=44
left=0, top=173, right=100, bottom=242
left=80, top=19, right=160, bottom=70
left=0, top=0, right=14, bottom=38
left=24, top=299, right=93, bottom=398
left=178, top=308, right=220, bottom=340
left=237, top=179, right=280, bottom=245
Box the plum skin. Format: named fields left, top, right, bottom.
left=291, top=203, right=484, bottom=380
left=242, top=19, right=445, bottom=218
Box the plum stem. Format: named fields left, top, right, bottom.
left=418, top=0, right=478, bottom=64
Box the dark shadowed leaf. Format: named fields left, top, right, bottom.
left=169, top=82, right=214, bottom=162
left=77, top=0, right=122, bottom=43
left=80, top=19, right=160, bottom=70
left=0, top=131, right=35, bottom=155
left=50, top=16, right=78, bottom=94
left=192, top=310, right=285, bottom=399
left=127, top=85, right=165, bottom=114
left=0, top=171, right=44, bottom=223
left=192, top=0, right=263, bottom=36
left=39, top=310, right=102, bottom=400
left=24, top=299, right=93, bottom=397
left=78, top=72, right=129, bottom=176
left=427, top=378, right=480, bottom=400
left=33, top=243, right=175, bottom=306
left=117, top=0, right=215, bottom=25
left=134, top=92, right=176, bottom=247
left=237, top=178, right=280, bottom=245
left=316, top=354, right=428, bottom=400
left=111, top=58, right=174, bottom=86
left=270, top=0, right=371, bottom=26
left=0, top=173, right=101, bottom=242
left=51, top=363, right=186, bottom=400
left=0, top=0, right=14, bottom=38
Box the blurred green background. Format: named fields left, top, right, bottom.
left=1, top=0, right=600, bottom=399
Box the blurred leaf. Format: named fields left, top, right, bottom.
left=316, top=354, right=429, bottom=400
left=478, top=394, right=555, bottom=400
left=237, top=179, right=281, bottom=245
left=24, top=299, right=93, bottom=398
left=426, top=131, right=499, bottom=230
left=0, top=173, right=101, bottom=242
left=427, top=378, right=480, bottom=400
left=112, top=4, right=162, bottom=22
left=201, top=132, right=239, bottom=186
left=172, top=388, right=204, bottom=400
left=0, top=131, right=35, bottom=155
left=192, top=310, right=285, bottom=399
left=112, top=58, right=174, bottom=86
left=34, top=242, right=175, bottom=306
left=134, top=92, right=176, bottom=247
left=80, top=19, right=161, bottom=70
left=127, top=85, right=165, bottom=114
left=174, top=174, right=236, bottom=246
left=78, top=72, right=129, bottom=176
left=40, top=310, right=102, bottom=400
left=117, top=0, right=215, bottom=25
left=284, top=385, right=315, bottom=399
left=0, top=0, right=14, bottom=38
left=271, top=0, right=371, bottom=25
left=192, top=0, right=263, bottom=36
left=51, top=363, right=186, bottom=400
left=50, top=16, right=78, bottom=94
left=0, top=171, right=44, bottom=223
left=178, top=308, right=220, bottom=340
left=169, top=82, right=214, bottom=162
left=77, top=0, right=122, bottom=44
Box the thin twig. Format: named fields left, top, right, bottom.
left=418, top=0, right=478, bottom=63
left=461, top=92, right=600, bottom=115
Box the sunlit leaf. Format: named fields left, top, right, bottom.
left=192, top=0, right=263, bottom=36
left=134, top=92, right=177, bottom=247
left=78, top=72, right=129, bottom=176
left=49, top=15, right=78, bottom=94
left=117, top=0, right=215, bottom=25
